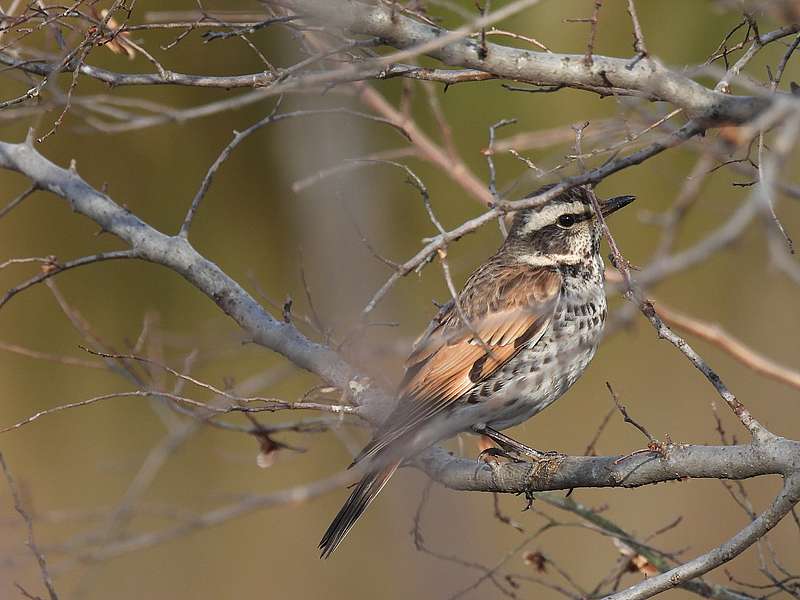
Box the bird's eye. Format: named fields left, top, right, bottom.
left=557, top=214, right=576, bottom=229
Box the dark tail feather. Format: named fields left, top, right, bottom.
left=319, top=461, right=399, bottom=559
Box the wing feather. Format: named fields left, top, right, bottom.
left=352, top=266, right=562, bottom=466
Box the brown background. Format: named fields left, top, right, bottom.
left=1, top=1, right=799, bottom=599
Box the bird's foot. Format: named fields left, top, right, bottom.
left=477, top=446, right=520, bottom=463
left=473, top=425, right=563, bottom=463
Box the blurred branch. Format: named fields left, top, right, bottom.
left=0, top=340, right=103, bottom=369
left=63, top=469, right=357, bottom=566
left=606, top=475, right=800, bottom=600
left=178, top=104, right=413, bottom=238
left=353, top=83, right=493, bottom=205
left=363, top=120, right=702, bottom=314
left=83, top=89, right=273, bottom=133
left=538, top=493, right=754, bottom=600
left=0, top=2, right=795, bottom=136
left=0, top=51, right=490, bottom=92
left=421, top=441, right=800, bottom=599
left=0, top=451, right=59, bottom=600
left=0, top=251, right=137, bottom=309
left=0, top=183, right=36, bottom=219
left=3, top=127, right=797, bottom=476
left=652, top=301, right=800, bottom=392
left=0, top=133, right=387, bottom=414
left=0, top=118, right=697, bottom=395
left=1, top=3, right=799, bottom=595
left=266, top=0, right=796, bottom=127
left=0, top=386, right=359, bottom=435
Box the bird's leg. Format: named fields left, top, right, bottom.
left=473, top=425, right=565, bottom=463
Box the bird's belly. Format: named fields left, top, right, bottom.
left=476, top=294, right=606, bottom=431
left=483, top=349, right=596, bottom=430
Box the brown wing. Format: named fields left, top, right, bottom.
left=352, top=266, right=562, bottom=466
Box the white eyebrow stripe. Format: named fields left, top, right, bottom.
left=520, top=201, right=589, bottom=234
left=518, top=254, right=585, bottom=266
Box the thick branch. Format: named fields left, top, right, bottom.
left=0, top=137, right=383, bottom=411
left=0, top=117, right=696, bottom=398
left=268, top=0, right=790, bottom=126
left=607, top=475, right=800, bottom=600
left=421, top=439, right=800, bottom=599
left=420, top=438, right=800, bottom=494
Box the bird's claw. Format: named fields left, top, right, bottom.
left=473, top=425, right=566, bottom=479
left=478, top=447, right=512, bottom=462
left=478, top=446, right=529, bottom=464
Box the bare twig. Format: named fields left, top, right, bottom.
left=178, top=106, right=411, bottom=237
left=607, top=382, right=654, bottom=443
left=0, top=184, right=36, bottom=219
left=653, top=302, right=800, bottom=392
left=1, top=251, right=137, bottom=310
left=0, top=451, right=59, bottom=600
left=625, top=0, right=648, bottom=67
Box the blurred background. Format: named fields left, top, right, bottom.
left=1, top=1, right=799, bottom=598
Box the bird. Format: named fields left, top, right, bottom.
left=319, top=184, right=635, bottom=558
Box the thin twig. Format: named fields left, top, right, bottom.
left=0, top=251, right=137, bottom=310
left=0, top=451, right=59, bottom=600
left=607, top=382, right=654, bottom=443
left=625, top=0, right=648, bottom=68
left=590, top=185, right=767, bottom=439
left=178, top=106, right=411, bottom=237
left=653, top=302, right=800, bottom=392
left=0, top=184, right=36, bottom=218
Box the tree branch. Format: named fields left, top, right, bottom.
left=266, top=0, right=793, bottom=126
left=418, top=437, right=800, bottom=600
left=419, top=439, right=800, bottom=495
left=1, top=451, right=59, bottom=600
left=0, top=135, right=384, bottom=414
left=606, top=475, right=800, bottom=600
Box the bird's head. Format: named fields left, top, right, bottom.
left=504, top=185, right=634, bottom=265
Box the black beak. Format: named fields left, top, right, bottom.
left=600, top=195, right=635, bottom=217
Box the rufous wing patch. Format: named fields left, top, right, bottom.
left=352, top=267, right=562, bottom=466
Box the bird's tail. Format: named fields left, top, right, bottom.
left=318, top=460, right=400, bottom=559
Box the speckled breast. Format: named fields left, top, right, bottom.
left=481, top=264, right=607, bottom=431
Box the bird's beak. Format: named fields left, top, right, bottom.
left=600, top=195, right=635, bottom=217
